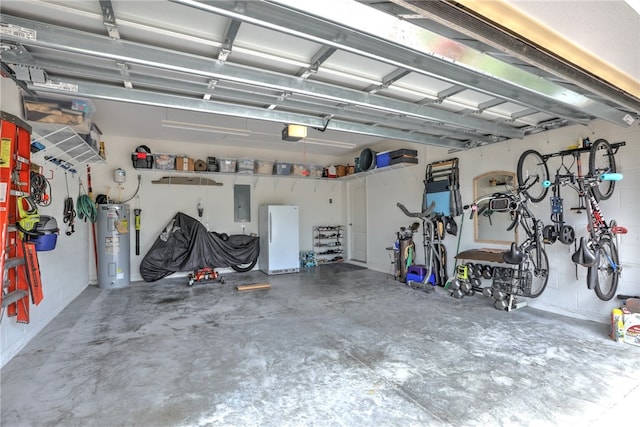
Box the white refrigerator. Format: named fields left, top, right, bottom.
left=259, top=205, right=300, bottom=275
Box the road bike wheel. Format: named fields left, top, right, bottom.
left=588, top=235, right=620, bottom=301
left=231, top=258, right=258, bottom=272
left=525, top=243, right=549, bottom=298
left=589, top=138, right=616, bottom=201
left=517, top=149, right=549, bottom=203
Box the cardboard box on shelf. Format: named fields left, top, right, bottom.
left=176, top=156, right=194, bottom=171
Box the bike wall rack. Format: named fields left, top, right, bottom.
left=541, top=141, right=625, bottom=161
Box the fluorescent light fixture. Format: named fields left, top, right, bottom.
left=161, top=119, right=252, bottom=136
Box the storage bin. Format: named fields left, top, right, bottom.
left=218, top=158, right=237, bottom=173
left=23, top=94, right=95, bottom=134
left=274, top=162, right=291, bottom=175
left=308, top=164, right=323, bottom=178
left=206, top=157, right=218, bottom=172
left=154, top=154, right=176, bottom=170
left=237, top=158, right=255, bottom=174
left=406, top=265, right=435, bottom=285
left=255, top=160, right=274, bottom=175
left=292, top=163, right=309, bottom=177
left=376, top=151, right=391, bottom=168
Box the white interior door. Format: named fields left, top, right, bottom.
left=348, top=179, right=367, bottom=262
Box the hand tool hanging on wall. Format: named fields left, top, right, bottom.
left=134, top=196, right=141, bottom=256
left=62, top=172, right=76, bottom=235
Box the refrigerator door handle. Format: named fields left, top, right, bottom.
left=269, top=212, right=272, bottom=243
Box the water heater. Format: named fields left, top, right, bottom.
left=97, top=203, right=130, bottom=289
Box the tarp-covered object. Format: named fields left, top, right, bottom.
left=140, top=212, right=260, bottom=282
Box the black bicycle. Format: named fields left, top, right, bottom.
left=468, top=175, right=550, bottom=300
left=542, top=156, right=625, bottom=300
left=516, top=138, right=619, bottom=203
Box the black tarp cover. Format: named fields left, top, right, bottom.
left=140, top=212, right=260, bottom=282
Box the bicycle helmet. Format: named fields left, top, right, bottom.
left=445, top=216, right=458, bottom=236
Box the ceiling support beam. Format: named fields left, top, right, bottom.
left=175, top=0, right=630, bottom=126
left=365, top=68, right=411, bottom=94
left=26, top=79, right=469, bottom=149
left=0, top=14, right=525, bottom=140
left=1, top=51, right=500, bottom=143
left=218, top=19, right=241, bottom=62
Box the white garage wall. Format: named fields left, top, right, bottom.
left=95, top=134, right=346, bottom=283
left=1, top=79, right=91, bottom=366
left=364, top=121, right=640, bottom=323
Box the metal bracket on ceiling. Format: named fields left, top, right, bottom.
left=266, top=91, right=291, bottom=110
left=203, top=79, right=219, bottom=100
left=298, top=45, right=336, bottom=79
left=0, top=61, right=35, bottom=95
left=99, top=0, right=120, bottom=39
left=116, top=62, right=132, bottom=89
left=14, top=64, right=46, bottom=83
left=218, top=20, right=241, bottom=62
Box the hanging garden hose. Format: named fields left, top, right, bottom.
left=77, top=179, right=97, bottom=223
left=30, top=170, right=52, bottom=207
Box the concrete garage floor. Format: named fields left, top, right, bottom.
left=1, top=264, right=639, bottom=426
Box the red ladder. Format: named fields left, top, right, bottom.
left=1, top=111, right=43, bottom=323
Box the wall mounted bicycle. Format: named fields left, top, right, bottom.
left=540, top=150, right=626, bottom=301
left=466, top=175, right=550, bottom=306
left=516, top=138, right=624, bottom=204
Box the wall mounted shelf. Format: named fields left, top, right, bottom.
left=340, top=162, right=419, bottom=181
left=29, top=123, right=104, bottom=173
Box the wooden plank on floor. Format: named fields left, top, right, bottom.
left=236, top=283, right=271, bottom=291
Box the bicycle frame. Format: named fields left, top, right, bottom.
left=467, top=176, right=549, bottom=300
left=544, top=152, right=624, bottom=300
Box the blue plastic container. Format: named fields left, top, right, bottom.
left=376, top=151, right=391, bottom=168
left=31, top=233, right=58, bottom=251
left=406, top=265, right=435, bottom=285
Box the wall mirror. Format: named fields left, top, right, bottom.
left=473, top=171, right=517, bottom=244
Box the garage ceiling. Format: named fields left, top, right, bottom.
left=1, top=0, right=639, bottom=155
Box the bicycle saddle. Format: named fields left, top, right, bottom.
left=503, top=242, right=525, bottom=265
left=396, top=200, right=436, bottom=218
left=571, top=237, right=597, bottom=267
